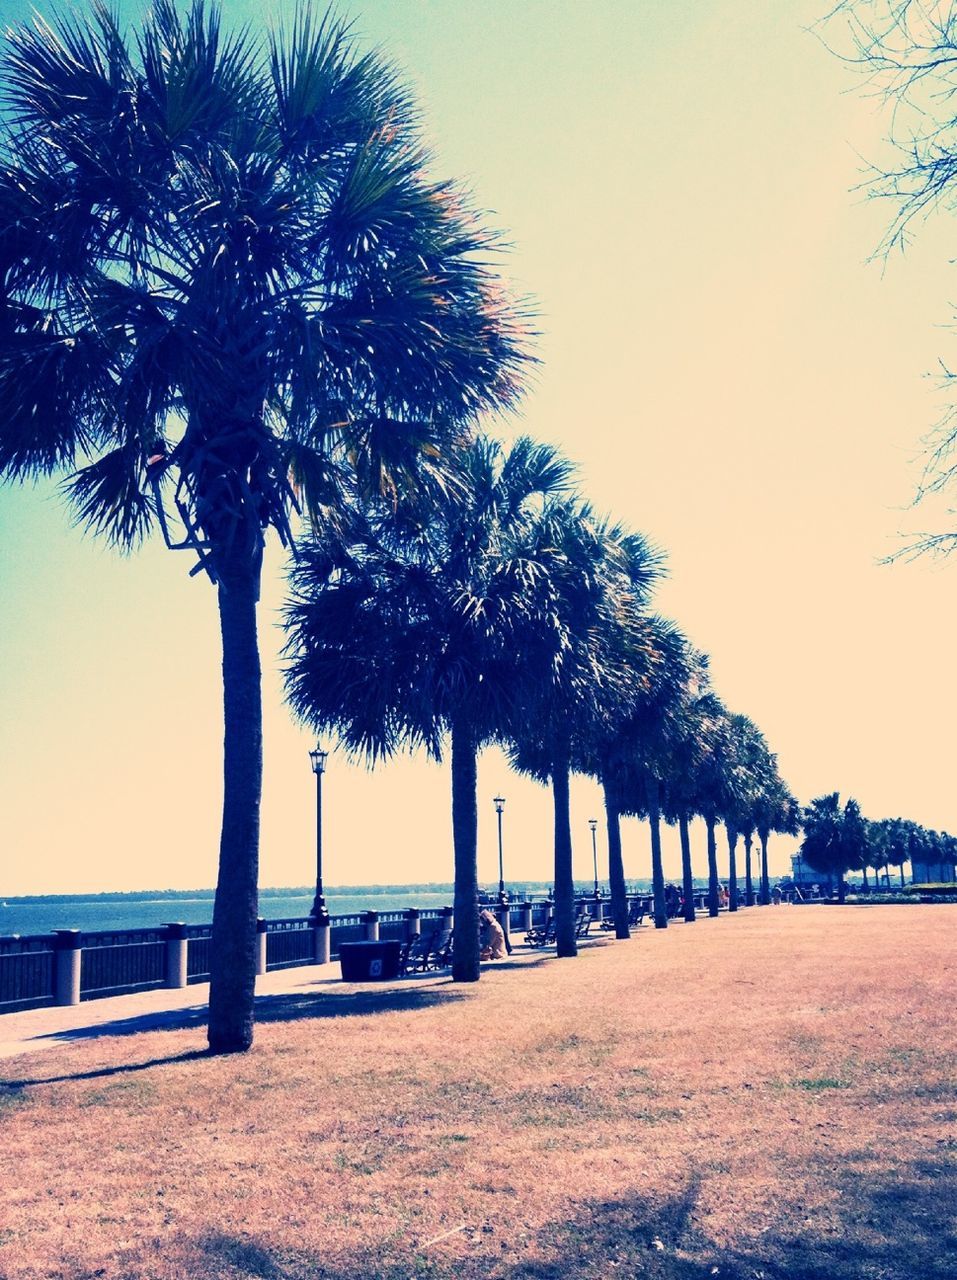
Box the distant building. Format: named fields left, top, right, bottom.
left=911, top=860, right=956, bottom=885
left=790, top=853, right=828, bottom=887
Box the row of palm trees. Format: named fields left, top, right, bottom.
left=0, top=2, right=795, bottom=1052
left=801, top=795, right=956, bottom=901
left=282, top=433, right=802, bottom=978
left=0, top=3, right=531, bottom=1053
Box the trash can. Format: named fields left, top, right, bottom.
left=338, top=939, right=402, bottom=981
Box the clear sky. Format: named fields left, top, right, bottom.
left=1, top=0, right=955, bottom=896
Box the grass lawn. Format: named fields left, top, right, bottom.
left=1, top=905, right=954, bottom=1279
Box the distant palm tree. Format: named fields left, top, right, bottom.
left=606, top=621, right=699, bottom=931
left=600, top=775, right=632, bottom=940
left=688, top=696, right=735, bottom=918
left=755, top=777, right=800, bottom=904
left=0, top=3, right=529, bottom=1051
left=888, top=818, right=913, bottom=887
left=904, top=821, right=927, bottom=886
left=722, top=714, right=774, bottom=912
left=510, top=512, right=663, bottom=956
left=726, top=821, right=741, bottom=913
left=868, top=819, right=893, bottom=888
left=801, top=793, right=867, bottom=903
left=283, top=436, right=574, bottom=982
left=660, top=661, right=714, bottom=925
left=587, top=595, right=678, bottom=940
left=741, top=823, right=756, bottom=906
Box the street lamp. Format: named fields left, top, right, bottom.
left=309, top=745, right=329, bottom=923
left=493, top=796, right=507, bottom=905
left=589, top=817, right=600, bottom=900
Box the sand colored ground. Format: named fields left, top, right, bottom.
left=0, top=904, right=954, bottom=1280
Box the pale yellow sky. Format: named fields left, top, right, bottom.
left=1, top=1, right=955, bottom=895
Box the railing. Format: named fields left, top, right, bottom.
left=1, top=895, right=627, bottom=1013
left=0, top=904, right=460, bottom=1013
left=79, top=928, right=167, bottom=999
left=265, top=919, right=314, bottom=970
left=0, top=933, right=56, bottom=1012
left=185, top=925, right=212, bottom=982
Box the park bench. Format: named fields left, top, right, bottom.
left=398, top=933, right=430, bottom=974
left=401, top=928, right=453, bottom=973
left=525, top=909, right=593, bottom=946
left=600, top=900, right=646, bottom=931
left=524, top=917, right=556, bottom=947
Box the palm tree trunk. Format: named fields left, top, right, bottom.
left=646, top=776, right=668, bottom=929
left=900, top=863, right=905, bottom=887
left=706, top=816, right=719, bottom=917
left=862, top=864, right=869, bottom=891
left=552, top=755, right=577, bottom=958
left=838, top=874, right=847, bottom=904
left=744, top=834, right=754, bottom=906
left=679, top=813, right=695, bottom=923
left=450, top=720, right=480, bottom=982
left=208, top=563, right=263, bottom=1055
left=603, top=781, right=630, bottom=939
left=727, top=827, right=739, bottom=912
left=759, top=832, right=771, bottom=905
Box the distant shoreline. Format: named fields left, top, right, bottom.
left=0, top=882, right=565, bottom=906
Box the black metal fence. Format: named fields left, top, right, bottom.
left=79, top=929, right=167, bottom=1000
left=0, top=934, right=56, bottom=1012
left=0, top=897, right=590, bottom=1013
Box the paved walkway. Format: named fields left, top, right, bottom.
left=0, top=918, right=627, bottom=1065
left=0, top=943, right=568, bottom=1062
left=0, top=961, right=359, bottom=1061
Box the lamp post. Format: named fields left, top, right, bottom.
left=309, top=745, right=329, bottom=923
left=589, top=817, right=600, bottom=900
left=493, top=796, right=507, bottom=905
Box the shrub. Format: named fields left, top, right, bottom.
left=902, top=883, right=957, bottom=899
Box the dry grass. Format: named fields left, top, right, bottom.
left=1, top=905, right=955, bottom=1280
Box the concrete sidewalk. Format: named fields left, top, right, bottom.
left=0, top=937, right=604, bottom=1063
left=0, top=961, right=354, bottom=1061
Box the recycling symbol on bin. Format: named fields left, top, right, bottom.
left=369, top=958, right=383, bottom=977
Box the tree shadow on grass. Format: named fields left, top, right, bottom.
left=0, top=987, right=464, bottom=1089
left=0, top=1047, right=211, bottom=1090
left=506, top=1155, right=957, bottom=1280
left=189, top=1154, right=957, bottom=1280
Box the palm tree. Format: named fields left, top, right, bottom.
left=722, top=714, right=773, bottom=913
left=689, top=696, right=735, bottom=918
left=283, top=436, right=574, bottom=983
left=510, top=511, right=663, bottom=957
left=754, top=776, right=800, bottom=904
left=726, top=819, right=741, bottom=913
left=842, top=799, right=870, bottom=895
left=0, top=3, right=529, bottom=1052
left=876, top=817, right=910, bottom=888
left=583, top=584, right=679, bottom=941
left=904, top=822, right=927, bottom=885
left=607, top=621, right=699, bottom=931
left=660, top=659, right=714, bottom=926
left=800, top=793, right=867, bottom=903
left=870, top=818, right=893, bottom=888
left=800, top=793, right=844, bottom=897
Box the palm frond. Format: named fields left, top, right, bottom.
left=64, top=447, right=154, bottom=546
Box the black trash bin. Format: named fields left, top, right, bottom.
left=338, top=940, right=402, bottom=981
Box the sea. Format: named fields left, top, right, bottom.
left=0, top=883, right=627, bottom=938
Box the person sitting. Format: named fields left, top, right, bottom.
left=479, top=908, right=508, bottom=960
